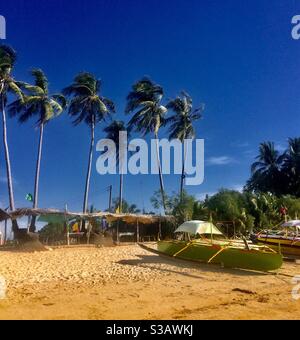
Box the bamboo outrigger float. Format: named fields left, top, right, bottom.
left=150, top=221, right=283, bottom=272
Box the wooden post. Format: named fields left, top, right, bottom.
left=65, top=204, right=70, bottom=246
left=117, top=220, right=120, bottom=244
left=233, top=220, right=236, bottom=239
left=87, top=221, right=91, bottom=245
left=67, top=228, right=70, bottom=246
left=4, top=218, right=7, bottom=244
left=137, top=219, right=140, bottom=243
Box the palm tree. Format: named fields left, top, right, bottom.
left=0, top=45, right=23, bottom=231
left=246, top=142, right=285, bottom=195
left=9, top=69, right=66, bottom=231
left=125, top=77, right=167, bottom=213
left=63, top=72, right=115, bottom=213
left=103, top=120, right=129, bottom=213
left=166, top=91, right=204, bottom=200
left=283, top=138, right=300, bottom=196
left=112, top=198, right=141, bottom=214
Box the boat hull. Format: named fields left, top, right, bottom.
left=158, top=240, right=283, bottom=272
left=257, top=236, right=300, bottom=257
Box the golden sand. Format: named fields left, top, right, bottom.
left=0, top=244, right=300, bottom=320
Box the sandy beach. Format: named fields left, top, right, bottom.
left=0, top=244, right=299, bottom=320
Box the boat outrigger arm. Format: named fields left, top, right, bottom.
left=173, top=240, right=230, bottom=264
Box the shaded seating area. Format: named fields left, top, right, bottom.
left=0, top=208, right=175, bottom=246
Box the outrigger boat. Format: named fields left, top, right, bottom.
left=147, top=221, right=283, bottom=272
left=253, top=220, right=300, bottom=257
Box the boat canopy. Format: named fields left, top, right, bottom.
left=175, top=220, right=223, bottom=236
left=281, top=220, right=300, bottom=228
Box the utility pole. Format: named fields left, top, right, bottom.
left=108, top=185, right=113, bottom=212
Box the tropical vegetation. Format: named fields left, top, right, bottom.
left=1, top=43, right=300, bottom=240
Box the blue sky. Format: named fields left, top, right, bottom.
left=1, top=0, right=300, bottom=215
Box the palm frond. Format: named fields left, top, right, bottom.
left=31, top=69, right=48, bottom=93
left=16, top=81, right=45, bottom=96
left=51, top=94, right=67, bottom=110
left=7, top=81, right=24, bottom=102
left=0, top=45, right=17, bottom=70
left=49, top=99, right=63, bottom=116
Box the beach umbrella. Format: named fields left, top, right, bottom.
left=175, top=220, right=223, bottom=235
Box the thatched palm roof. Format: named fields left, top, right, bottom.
left=0, top=208, right=175, bottom=225
left=0, top=209, right=10, bottom=222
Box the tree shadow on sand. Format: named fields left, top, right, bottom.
left=117, top=254, right=270, bottom=278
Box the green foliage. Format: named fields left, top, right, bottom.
left=246, top=139, right=300, bottom=197
left=166, top=91, right=204, bottom=141
left=63, top=72, right=115, bottom=127
left=0, top=45, right=23, bottom=103
left=39, top=223, right=65, bottom=239
left=126, top=77, right=167, bottom=135
left=103, top=120, right=129, bottom=163
left=8, top=69, right=66, bottom=126
left=112, top=198, right=141, bottom=214
left=170, top=191, right=196, bottom=224
left=151, top=189, right=196, bottom=224
left=152, top=188, right=300, bottom=234
left=0, top=45, right=17, bottom=76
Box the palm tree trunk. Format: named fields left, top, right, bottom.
left=154, top=132, right=166, bottom=214
left=30, top=123, right=44, bottom=232
left=180, top=141, right=187, bottom=202
left=180, top=160, right=185, bottom=202
left=1, top=93, right=18, bottom=232
left=83, top=119, right=95, bottom=214
left=119, top=172, right=123, bottom=213
left=116, top=172, right=124, bottom=244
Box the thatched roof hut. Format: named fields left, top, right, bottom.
left=0, top=208, right=175, bottom=225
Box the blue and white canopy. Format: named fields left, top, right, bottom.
left=281, top=220, right=300, bottom=228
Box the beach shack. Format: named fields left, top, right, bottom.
left=0, top=208, right=175, bottom=246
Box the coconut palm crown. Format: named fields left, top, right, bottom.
left=63, top=72, right=115, bottom=214
left=125, top=77, right=168, bottom=213
left=125, top=77, right=167, bottom=135
left=0, top=45, right=23, bottom=218
left=63, top=72, right=115, bottom=126
left=166, top=91, right=204, bottom=141
left=166, top=91, right=204, bottom=200
left=8, top=69, right=66, bottom=231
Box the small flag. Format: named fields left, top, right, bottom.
left=25, top=193, right=33, bottom=202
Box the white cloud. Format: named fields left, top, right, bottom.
left=275, top=143, right=286, bottom=153
left=207, top=156, right=236, bottom=166
left=231, top=141, right=250, bottom=148
left=196, top=184, right=244, bottom=201
left=0, top=175, right=18, bottom=185
left=230, top=184, right=244, bottom=193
